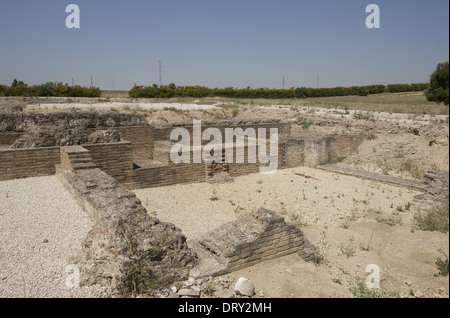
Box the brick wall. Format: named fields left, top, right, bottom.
left=133, top=163, right=206, bottom=189
left=87, top=126, right=154, bottom=161
left=0, top=133, right=23, bottom=146
left=0, top=147, right=60, bottom=181
left=283, top=139, right=305, bottom=168
left=332, top=134, right=366, bottom=161
left=83, top=141, right=135, bottom=187
left=197, top=208, right=317, bottom=274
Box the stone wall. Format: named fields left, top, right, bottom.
left=0, top=147, right=60, bottom=181
left=195, top=208, right=317, bottom=275
left=414, top=171, right=449, bottom=209
left=56, top=153, right=197, bottom=295
left=0, top=112, right=149, bottom=133
left=152, top=119, right=291, bottom=143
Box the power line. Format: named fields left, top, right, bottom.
left=159, top=60, right=162, bottom=87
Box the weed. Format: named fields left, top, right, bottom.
left=435, top=250, right=449, bottom=277
left=291, top=213, right=308, bottom=227
left=376, top=214, right=402, bottom=226
left=414, top=204, right=449, bottom=233
left=339, top=242, right=356, bottom=258
left=210, top=188, right=219, bottom=201
left=350, top=276, right=400, bottom=298
left=203, top=284, right=215, bottom=296
left=302, top=122, right=313, bottom=130
left=360, top=229, right=375, bottom=252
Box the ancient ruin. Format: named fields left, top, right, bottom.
left=0, top=111, right=447, bottom=296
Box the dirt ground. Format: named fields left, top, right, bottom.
left=135, top=167, right=449, bottom=298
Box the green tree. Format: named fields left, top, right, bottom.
left=426, top=62, right=449, bottom=105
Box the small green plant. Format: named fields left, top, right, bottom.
left=435, top=250, right=449, bottom=277
left=257, top=180, right=263, bottom=185
left=376, top=214, right=402, bottom=226
left=210, top=188, right=219, bottom=201
left=291, top=213, right=308, bottom=227
left=414, top=204, right=449, bottom=233
left=339, top=242, right=356, bottom=258
left=301, top=122, right=313, bottom=130
left=203, top=284, right=215, bottom=296
left=350, top=277, right=400, bottom=298
left=110, top=107, right=118, bottom=112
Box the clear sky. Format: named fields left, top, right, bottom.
left=0, top=0, right=448, bottom=90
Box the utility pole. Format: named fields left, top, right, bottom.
left=317, top=75, right=320, bottom=88
left=91, top=75, right=93, bottom=87
left=282, top=75, right=285, bottom=89
left=113, top=79, right=115, bottom=91
left=159, top=60, right=162, bottom=87
left=72, top=77, right=74, bottom=86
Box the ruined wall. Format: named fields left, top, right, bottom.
left=283, top=136, right=338, bottom=168
left=0, top=132, right=23, bottom=146
left=332, top=134, right=366, bottom=160
left=0, top=147, right=60, bottom=181
left=197, top=208, right=317, bottom=275
left=83, top=141, right=135, bottom=188
left=56, top=153, right=197, bottom=295
left=414, top=171, right=449, bottom=209
left=88, top=126, right=154, bottom=161
left=133, top=163, right=206, bottom=189
left=153, top=119, right=291, bottom=143
left=0, top=112, right=149, bottom=133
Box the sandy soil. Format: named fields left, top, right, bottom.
left=135, top=167, right=449, bottom=298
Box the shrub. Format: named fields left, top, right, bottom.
left=414, top=204, right=449, bottom=233
left=357, top=87, right=370, bottom=96
left=426, top=62, right=449, bottom=105
left=37, top=82, right=57, bottom=97
left=0, top=84, right=7, bottom=96
left=295, top=87, right=308, bottom=98
left=436, top=251, right=449, bottom=277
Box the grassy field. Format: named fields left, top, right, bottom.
left=101, top=91, right=449, bottom=116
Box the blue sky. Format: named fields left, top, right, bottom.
left=0, top=0, right=448, bottom=90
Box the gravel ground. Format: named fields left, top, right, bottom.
left=0, top=176, right=111, bottom=298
